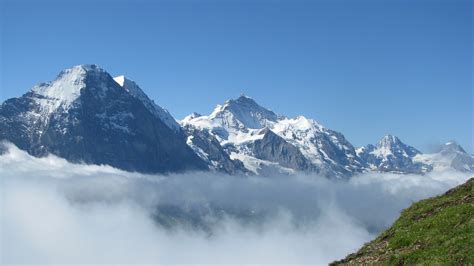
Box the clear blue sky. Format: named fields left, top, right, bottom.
left=1, top=0, right=472, bottom=153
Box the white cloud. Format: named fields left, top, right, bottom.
left=0, top=143, right=471, bottom=264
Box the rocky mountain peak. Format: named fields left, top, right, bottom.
left=378, top=134, right=400, bottom=147
left=439, top=141, right=466, bottom=154
left=375, top=134, right=421, bottom=157
left=357, top=134, right=429, bottom=174
left=0, top=64, right=205, bottom=173
left=210, top=95, right=279, bottom=129
left=32, top=65, right=89, bottom=105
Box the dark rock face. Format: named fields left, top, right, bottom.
left=0, top=142, right=7, bottom=155
left=0, top=93, right=42, bottom=154
left=247, top=129, right=313, bottom=171
left=0, top=65, right=207, bottom=173
left=310, top=129, right=365, bottom=177
left=182, top=125, right=247, bottom=174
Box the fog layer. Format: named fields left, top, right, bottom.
left=0, top=143, right=470, bottom=264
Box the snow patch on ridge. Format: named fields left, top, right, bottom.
left=113, top=75, right=126, bottom=87
left=32, top=65, right=90, bottom=110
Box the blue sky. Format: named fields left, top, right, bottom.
left=1, top=0, right=472, bottom=152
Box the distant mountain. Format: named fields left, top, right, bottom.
left=332, top=177, right=474, bottom=265
left=0, top=64, right=206, bottom=173
left=414, top=142, right=474, bottom=172
left=181, top=96, right=472, bottom=177
left=1, top=64, right=472, bottom=177
left=181, top=95, right=365, bottom=177
left=357, top=135, right=432, bottom=174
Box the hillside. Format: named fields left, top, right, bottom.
left=332, top=177, right=474, bottom=265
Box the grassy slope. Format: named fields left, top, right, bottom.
left=332, top=177, right=474, bottom=265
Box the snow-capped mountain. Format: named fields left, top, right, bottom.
left=0, top=64, right=206, bottom=173
left=1, top=64, right=472, bottom=177
left=270, top=116, right=364, bottom=176
left=181, top=95, right=364, bottom=177
left=181, top=124, right=248, bottom=174
left=356, top=135, right=432, bottom=173
left=181, top=96, right=473, bottom=177
left=414, top=142, right=474, bottom=172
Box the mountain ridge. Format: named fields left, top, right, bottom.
left=0, top=64, right=207, bottom=173
left=1, top=64, right=472, bottom=177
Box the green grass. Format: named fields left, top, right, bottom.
left=332, top=178, right=474, bottom=265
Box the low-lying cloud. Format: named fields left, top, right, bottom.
left=0, top=143, right=471, bottom=264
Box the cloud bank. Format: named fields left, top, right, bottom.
left=0, top=143, right=471, bottom=264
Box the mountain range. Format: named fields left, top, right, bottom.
left=1, top=64, right=473, bottom=177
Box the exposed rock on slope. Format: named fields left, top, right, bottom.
left=0, top=64, right=207, bottom=173
left=181, top=95, right=365, bottom=177
left=181, top=124, right=247, bottom=174
left=245, top=128, right=314, bottom=171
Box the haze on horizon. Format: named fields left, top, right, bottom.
left=0, top=0, right=472, bottom=152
